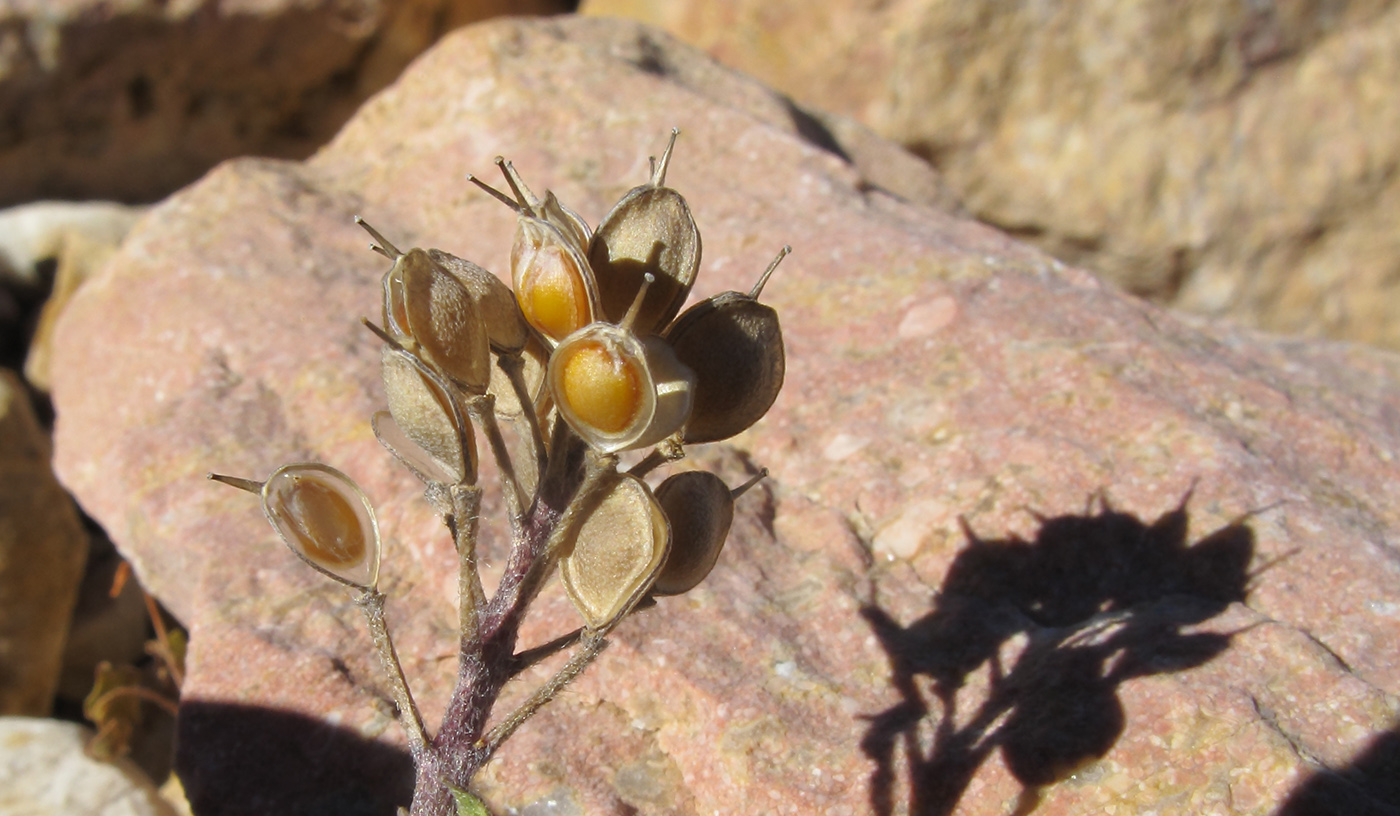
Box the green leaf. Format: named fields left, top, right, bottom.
left=448, top=784, right=490, bottom=816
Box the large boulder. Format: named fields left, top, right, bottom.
left=582, top=0, right=1400, bottom=352
left=0, top=0, right=568, bottom=208
left=0, top=369, right=87, bottom=716
left=50, top=16, right=1400, bottom=816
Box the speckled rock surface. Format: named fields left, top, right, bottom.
left=50, top=15, right=1400, bottom=816
left=0, top=0, right=568, bottom=207
left=583, top=0, right=1400, bottom=352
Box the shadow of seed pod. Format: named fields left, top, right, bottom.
left=381, top=346, right=477, bottom=485
left=652, top=469, right=767, bottom=596
left=399, top=249, right=491, bottom=392
left=665, top=248, right=788, bottom=444
left=261, top=464, right=381, bottom=590
left=429, top=249, right=530, bottom=355
left=549, top=322, right=695, bottom=453
left=589, top=129, right=700, bottom=333
left=559, top=472, right=671, bottom=631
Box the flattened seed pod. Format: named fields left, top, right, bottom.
left=399, top=249, right=491, bottom=391
left=548, top=323, right=695, bottom=453
left=651, top=469, right=767, bottom=596
left=261, top=463, right=381, bottom=590
left=664, top=248, right=788, bottom=444
left=371, top=410, right=458, bottom=488
left=559, top=472, right=670, bottom=630
left=589, top=130, right=700, bottom=333
left=429, top=249, right=530, bottom=355
left=381, top=346, right=477, bottom=485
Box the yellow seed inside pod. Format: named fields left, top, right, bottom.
left=274, top=476, right=367, bottom=569
left=520, top=245, right=588, bottom=341
left=561, top=340, right=641, bottom=434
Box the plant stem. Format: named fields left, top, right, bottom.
left=357, top=589, right=431, bottom=762
left=449, top=485, right=485, bottom=653
left=481, top=631, right=609, bottom=762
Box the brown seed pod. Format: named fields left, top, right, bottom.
left=559, top=471, right=670, bottom=631
left=381, top=346, right=477, bottom=485
left=428, top=249, right=530, bottom=355
left=589, top=129, right=701, bottom=333
left=651, top=469, right=766, bottom=596
left=548, top=321, right=695, bottom=453
left=397, top=249, right=491, bottom=392
left=664, top=247, right=788, bottom=444
left=260, top=463, right=381, bottom=590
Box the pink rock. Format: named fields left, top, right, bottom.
left=50, top=16, right=1400, bottom=816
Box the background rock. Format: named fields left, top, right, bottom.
left=0, top=0, right=570, bottom=208
left=0, top=368, right=87, bottom=716
left=51, top=15, right=1400, bottom=816
left=582, top=0, right=1400, bottom=351
left=0, top=716, right=178, bottom=816
left=0, top=201, right=144, bottom=375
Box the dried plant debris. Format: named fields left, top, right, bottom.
left=209, top=130, right=783, bottom=816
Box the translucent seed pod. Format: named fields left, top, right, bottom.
left=548, top=323, right=695, bottom=453
left=559, top=472, right=671, bottom=631
left=399, top=249, right=491, bottom=392
left=664, top=248, right=787, bottom=444
left=470, top=158, right=600, bottom=345
left=541, top=190, right=592, bottom=258
left=512, top=217, right=599, bottom=345
left=428, top=249, right=530, bottom=355
left=652, top=470, right=766, bottom=596
left=371, top=410, right=458, bottom=488
left=381, top=346, right=477, bottom=485
left=589, top=129, right=701, bottom=334
left=261, top=463, right=381, bottom=590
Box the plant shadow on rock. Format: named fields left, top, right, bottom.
left=859, top=491, right=1255, bottom=816
left=176, top=701, right=414, bottom=816
left=1276, top=725, right=1400, bottom=816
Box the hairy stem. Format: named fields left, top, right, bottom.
left=357, top=589, right=431, bottom=762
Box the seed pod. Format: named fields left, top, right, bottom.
left=371, top=410, right=458, bottom=488
left=485, top=334, right=548, bottom=420
left=589, top=129, right=700, bottom=333
left=548, top=323, right=695, bottom=453
left=397, top=249, right=491, bottom=391
left=559, top=472, right=670, bottom=630
left=665, top=248, right=787, bottom=444
left=513, top=216, right=599, bottom=345
left=428, top=249, right=530, bottom=355
left=652, top=470, right=766, bottom=596
left=542, top=190, right=592, bottom=258
left=260, top=463, right=381, bottom=590
left=381, top=346, right=477, bottom=485
left=471, top=159, right=600, bottom=345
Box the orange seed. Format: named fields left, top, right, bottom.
left=561, top=340, right=641, bottom=434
